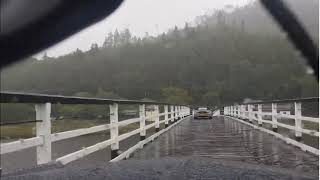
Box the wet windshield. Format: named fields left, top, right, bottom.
left=0, top=0, right=318, bottom=179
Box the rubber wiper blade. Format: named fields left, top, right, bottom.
left=260, top=0, right=319, bottom=81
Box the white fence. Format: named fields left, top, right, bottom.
left=0, top=92, right=190, bottom=167
left=223, top=98, right=319, bottom=155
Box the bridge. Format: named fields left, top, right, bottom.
left=0, top=92, right=319, bottom=179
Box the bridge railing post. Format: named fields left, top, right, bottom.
left=177, top=106, right=179, bottom=121
left=231, top=106, right=234, bottom=117
left=187, top=106, right=189, bottom=116
left=110, top=103, right=119, bottom=159
left=175, top=106, right=178, bottom=122
left=164, top=105, right=169, bottom=128
left=155, top=105, right=160, bottom=132
left=272, top=103, right=278, bottom=132
left=170, top=105, right=174, bottom=124
left=294, top=102, right=302, bottom=141
left=182, top=107, right=185, bottom=117
left=176, top=106, right=179, bottom=120
left=245, top=105, right=249, bottom=121
left=249, top=104, right=253, bottom=123
left=181, top=106, right=184, bottom=117
left=139, top=104, right=146, bottom=141
left=186, top=107, right=188, bottom=116
left=35, top=103, right=52, bottom=165
left=241, top=105, right=245, bottom=119
left=231, top=106, right=233, bottom=117
left=258, top=104, right=263, bottom=126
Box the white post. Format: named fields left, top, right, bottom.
left=294, top=102, right=302, bottom=141
left=258, top=104, right=263, bottom=126
left=164, top=105, right=169, bottom=128
left=232, top=106, right=234, bottom=116
left=170, top=105, right=174, bottom=124
left=236, top=105, right=239, bottom=118
left=241, top=105, right=245, bottom=119
left=248, top=104, right=253, bottom=123
left=235, top=106, right=238, bottom=117
left=272, top=103, right=278, bottom=132
left=35, top=103, right=52, bottom=165
left=175, top=106, right=178, bottom=122
left=177, top=106, right=179, bottom=121
left=139, top=104, right=146, bottom=141
left=182, top=106, right=185, bottom=117
left=155, top=105, right=160, bottom=132
left=110, top=103, right=119, bottom=159
left=231, top=106, right=233, bottom=116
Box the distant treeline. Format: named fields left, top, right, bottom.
left=1, top=0, right=318, bottom=121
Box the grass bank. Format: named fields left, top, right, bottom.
left=1, top=119, right=141, bottom=141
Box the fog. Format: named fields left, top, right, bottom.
left=37, top=0, right=250, bottom=57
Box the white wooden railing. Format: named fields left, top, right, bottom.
left=0, top=92, right=190, bottom=167
left=222, top=97, right=319, bottom=155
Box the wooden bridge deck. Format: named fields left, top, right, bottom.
left=132, top=116, right=319, bottom=176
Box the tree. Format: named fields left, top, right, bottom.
left=120, top=28, right=132, bottom=44
left=90, top=43, right=99, bottom=52
left=1, top=0, right=318, bottom=116
left=103, top=32, right=114, bottom=48
left=96, top=88, right=121, bottom=99
left=162, top=87, right=193, bottom=104
left=202, top=91, right=220, bottom=106
left=113, top=29, right=120, bottom=47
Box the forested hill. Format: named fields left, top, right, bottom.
left=1, top=0, right=318, bottom=106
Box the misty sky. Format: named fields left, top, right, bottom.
left=38, top=0, right=251, bottom=58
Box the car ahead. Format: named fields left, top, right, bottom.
left=194, top=107, right=213, bottom=119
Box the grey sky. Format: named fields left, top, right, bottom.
left=38, top=0, right=251, bottom=58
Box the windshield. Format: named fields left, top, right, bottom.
left=0, top=0, right=318, bottom=179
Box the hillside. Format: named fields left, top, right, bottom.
left=1, top=0, right=318, bottom=106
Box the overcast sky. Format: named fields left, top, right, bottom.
left=38, top=0, right=251, bottom=58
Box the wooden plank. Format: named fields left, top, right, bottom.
left=0, top=137, right=43, bottom=154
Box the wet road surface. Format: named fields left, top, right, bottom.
left=132, top=116, right=319, bottom=177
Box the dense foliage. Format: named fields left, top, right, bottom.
left=1, top=1, right=318, bottom=121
